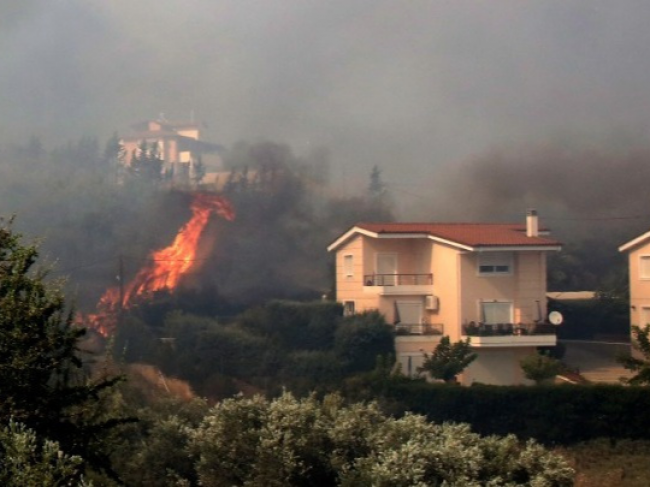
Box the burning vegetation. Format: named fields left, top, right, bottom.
left=86, top=193, right=235, bottom=336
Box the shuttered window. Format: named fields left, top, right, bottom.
left=395, top=301, right=423, bottom=325
left=640, top=256, right=650, bottom=279
left=343, top=255, right=354, bottom=277
left=481, top=302, right=513, bottom=324
left=478, top=252, right=513, bottom=275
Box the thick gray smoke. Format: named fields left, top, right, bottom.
left=4, top=1, right=650, bottom=187
left=416, top=141, right=650, bottom=244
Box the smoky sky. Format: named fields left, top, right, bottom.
left=4, top=1, right=650, bottom=204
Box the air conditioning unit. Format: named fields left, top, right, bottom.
left=425, top=295, right=439, bottom=311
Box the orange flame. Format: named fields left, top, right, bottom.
left=87, top=193, right=235, bottom=336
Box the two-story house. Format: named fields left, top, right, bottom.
left=328, top=210, right=562, bottom=385
left=121, top=118, right=223, bottom=182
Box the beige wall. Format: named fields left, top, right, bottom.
left=335, top=236, right=381, bottom=313
left=177, top=128, right=200, bottom=140
left=459, top=251, right=547, bottom=325
left=431, top=243, right=462, bottom=340
left=362, top=238, right=431, bottom=275
left=462, top=347, right=535, bottom=385
left=515, top=252, right=547, bottom=322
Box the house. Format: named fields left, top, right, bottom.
left=121, top=118, right=223, bottom=182
left=327, top=209, right=562, bottom=385
left=619, top=230, right=650, bottom=330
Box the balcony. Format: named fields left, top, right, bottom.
left=461, top=322, right=557, bottom=348
left=363, top=273, right=433, bottom=296
left=395, top=322, right=444, bottom=336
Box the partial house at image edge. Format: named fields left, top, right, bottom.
left=327, top=209, right=562, bottom=385
left=619, top=230, right=650, bottom=334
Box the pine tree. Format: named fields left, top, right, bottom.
left=0, top=218, right=124, bottom=477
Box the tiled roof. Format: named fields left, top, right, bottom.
left=355, top=222, right=561, bottom=248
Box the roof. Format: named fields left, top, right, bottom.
left=619, top=229, right=650, bottom=252
left=547, top=291, right=596, bottom=301
left=328, top=222, right=562, bottom=252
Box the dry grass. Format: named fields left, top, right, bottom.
left=558, top=439, right=650, bottom=487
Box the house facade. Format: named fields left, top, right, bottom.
left=619, top=231, right=650, bottom=331
left=328, top=210, right=562, bottom=385
left=121, top=118, right=223, bottom=183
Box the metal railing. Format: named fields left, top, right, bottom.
left=364, top=273, right=433, bottom=286
left=395, top=323, right=444, bottom=336
left=461, top=322, right=557, bottom=337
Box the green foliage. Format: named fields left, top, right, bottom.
left=334, top=311, right=395, bottom=374
left=0, top=420, right=88, bottom=486
left=239, top=300, right=341, bottom=351
left=107, top=394, right=210, bottom=487
left=188, top=391, right=574, bottom=486
left=418, top=336, right=477, bottom=383
left=520, top=351, right=564, bottom=385
left=359, top=379, right=650, bottom=445
left=618, top=324, right=650, bottom=385
left=0, top=219, right=124, bottom=477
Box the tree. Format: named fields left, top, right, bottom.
left=367, top=164, right=386, bottom=197
left=191, top=155, right=207, bottom=187
left=0, top=218, right=123, bottom=477
left=334, top=311, right=395, bottom=374
left=189, top=391, right=574, bottom=486
left=520, top=351, right=564, bottom=385
left=618, top=324, right=650, bottom=385
left=0, top=420, right=88, bottom=486
left=129, top=141, right=163, bottom=184
left=417, top=336, right=477, bottom=383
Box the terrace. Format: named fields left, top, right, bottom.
left=363, top=273, right=433, bottom=296
left=461, top=322, right=557, bottom=348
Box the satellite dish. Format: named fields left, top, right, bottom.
left=548, top=311, right=563, bottom=326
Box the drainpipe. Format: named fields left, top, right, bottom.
left=526, top=209, right=539, bottom=237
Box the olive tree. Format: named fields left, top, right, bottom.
left=189, top=391, right=574, bottom=486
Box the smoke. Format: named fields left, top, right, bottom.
left=3, top=1, right=650, bottom=185
left=418, top=140, right=650, bottom=244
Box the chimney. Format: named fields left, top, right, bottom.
left=526, top=209, right=539, bottom=237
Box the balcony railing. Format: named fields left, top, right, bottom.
left=364, top=273, right=433, bottom=286
left=395, top=323, right=444, bottom=336
left=461, top=322, right=557, bottom=337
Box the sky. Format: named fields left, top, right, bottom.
left=3, top=1, right=650, bottom=214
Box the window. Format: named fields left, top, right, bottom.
left=640, top=256, right=650, bottom=279
left=481, top=301, right=513, bottom=324
left=478, top=252, right=513, bottom=275
left=343, top=255, right=354, bottom=277
left=395, top=301, right=423, bottom=325
left=343, top=301, right=355, bottom=316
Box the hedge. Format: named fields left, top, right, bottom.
left=379, top=381, right=650, bottom=445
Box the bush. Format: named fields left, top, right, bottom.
left=334, top=311, right=395, bottom=373
left=520, top=352, right=564, bottom=384
left=374, top=380, right=650, bottom=445
left=189, top=391, right=574, bottom=486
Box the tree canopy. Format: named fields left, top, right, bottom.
left=417, top=336, right=477, bottom=383
left=0, top=218, right=123, bottom=478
